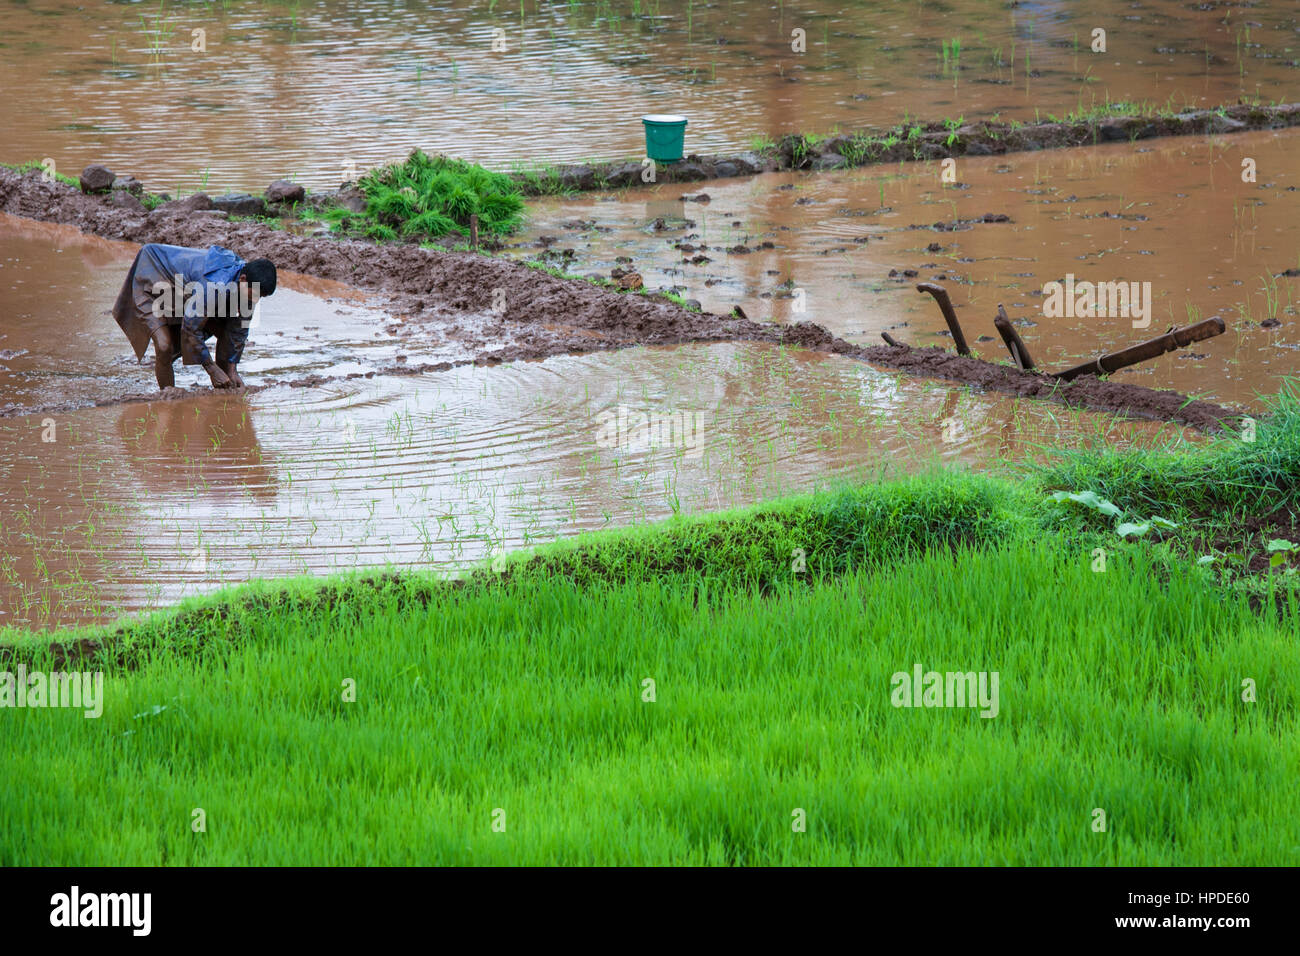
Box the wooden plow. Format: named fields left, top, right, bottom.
left=885, top=284, right=1226, bottom=381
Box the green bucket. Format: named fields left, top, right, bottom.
left=642, top=114, right=688, bottom=164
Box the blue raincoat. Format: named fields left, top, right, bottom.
left=112, top=244, right=253, bottom=366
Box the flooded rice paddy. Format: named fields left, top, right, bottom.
left=0, top=337, right=1196, bottom=629
left=0, top=181, right=1210, bottom=631
left=0, top=214, right=468, bottom=416
left=1, top=0, right=1297, bottom=192
left=1, top=0, right=1295, bottom=628
left=514, top=125, right=1300, bottom=410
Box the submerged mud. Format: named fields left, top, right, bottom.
left=0, top=168, right=1239, bottom=430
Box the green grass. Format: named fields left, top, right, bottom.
left=5, top=387, right=1300, bottom=865
left=2, top=159, right=180, bottom=209
left=3, top=535, right=1296, bottom=865
left=520, top=256, right=704, bottom=306
left=313, top=150, right=525, bottom=241
left=1033, top=384, right=1300, bottom=520
left=749, top=99, right=1289, bottom=178
left=1, top=160, right=81, bottom=189
left=508, top=161, right=568, bottom=197
left=492, top=468, right=1031, bottom=590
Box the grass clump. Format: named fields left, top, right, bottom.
left=508, top=161, right=572, bottom=196
left=1031, top=382, right=1300, bottom=520
left=493, top=470, right=1031, bottom=591
left=319, top=150, right=525, bottom=241
left=2, top=160, right=83, bottom=189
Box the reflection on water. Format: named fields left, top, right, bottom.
left=116, top=397, right=279, bottom=504
left=0, top=0, right=1295, bottom=192
left=0, top=342, right=1201, bottom=630
left=0, top=216, right=141, bottom=414
left=515, top=127, right=1300, bottom=409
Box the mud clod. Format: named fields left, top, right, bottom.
left=79, top=164, right=115, bottom=193
left=266, top=179, right=306, bottom=204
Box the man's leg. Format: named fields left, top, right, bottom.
left=151, top=325, right=176, bottom=389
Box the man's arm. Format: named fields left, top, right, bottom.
left=216, top=321, right=250, bottom=388
left=182, top=296, right=232, bottom=388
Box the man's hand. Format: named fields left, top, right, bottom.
left=220, top=363, right=246, bottom=389
left=205, top=362, right=233, bottom=389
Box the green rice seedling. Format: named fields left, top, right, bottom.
left=1260, top=271, right=1281, bottom=323
left=838, top=134, right=873, bottom=166
left=2, top=160, right=80, bottom=188
left=1033, top=380, right=1300, bottom=520
left=138, top=0, right=175, bottom=61
left=3, top=496, right=1299, bottom=865
left=509, top=161, right=569, bottom=197
left=327, top=150, right=526, bottom=240
left=943, top=115, right=963, bottom=147
left=401, top=211, right=460, bottom=237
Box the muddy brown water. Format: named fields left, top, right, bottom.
left=1, top=0, right=1290, bottom=628
left=0, top=204, right=1206, bottom=631
left=0, top=338, right=1197, bottom=630
left=1, top=0, right=1296, bottom=193
left=515, top=126, right=1300, bottom=410
left=0, top=139, right=1267, bottom=629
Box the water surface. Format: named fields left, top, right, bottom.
left=1, top=0, right=1294, bottom=191
left=515, top=126, right=1300, bottom=409
left=0, top=339, right=1198, bottom=629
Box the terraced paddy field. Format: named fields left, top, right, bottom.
left=2, top=0, right=1297, bottom=884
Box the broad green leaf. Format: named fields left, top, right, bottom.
left=1116, top=522, right=1151, bottom=538
left=1049, top=490, right=1123, bottom=518
left=1148, top=516, right=1178, bottom=530
left=1265, top=539, right=1297, bottom=553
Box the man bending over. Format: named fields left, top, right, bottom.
left=112, top=243, right=277, bottom=390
